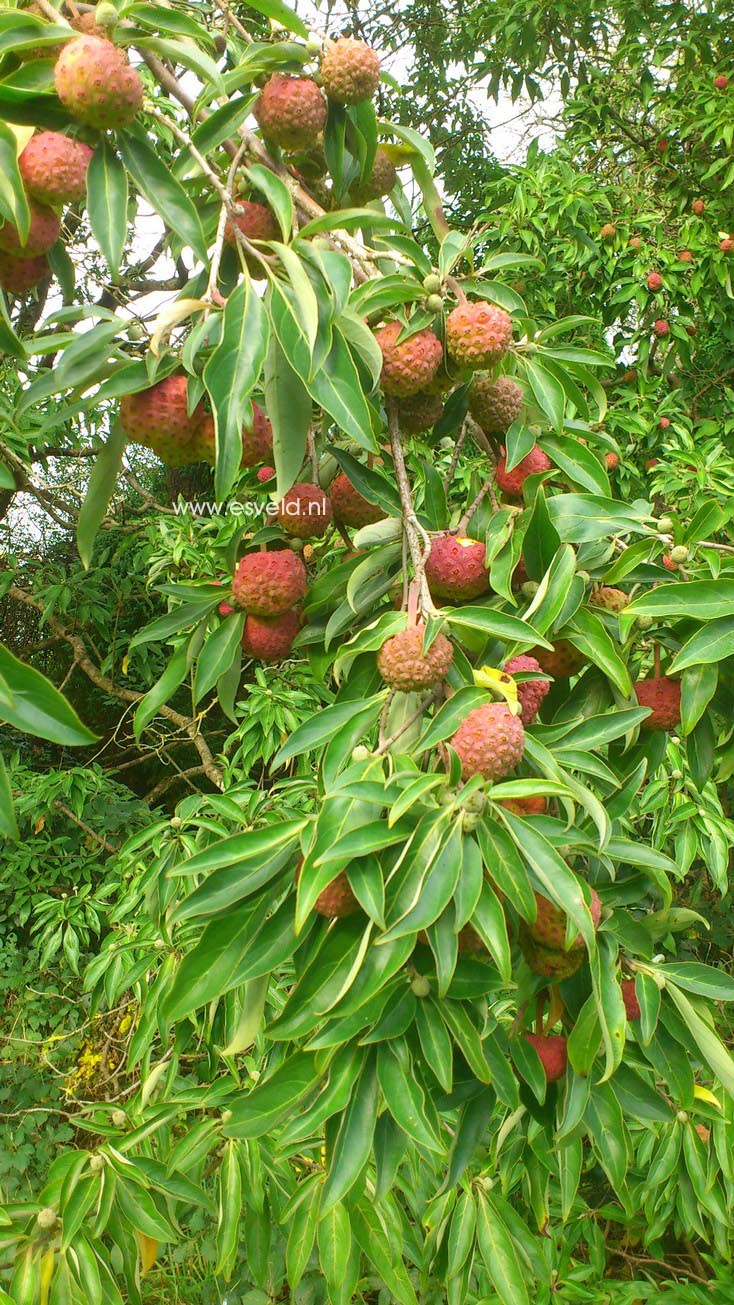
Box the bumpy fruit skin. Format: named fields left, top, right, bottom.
left=720, top=238, right=734, bottom=253
left=692, top=199, right=705, bottom=215
left=658, top=416, right=671, bottom=429
left=528, top=888, right=602, bottom=951
left=457, top=923, right=485, bottom=954
left=621, top=978, right=641, bottom=1021
left=445, top=301, right=513, bottom=369
left=398, top=391, right=444, bottom=434
left=242, top=609, right=300, bottom=662
left=495, top=446, right=551, bottom=496
left=232, top=549, right=307, bottom=616
left=503, top=654, right=550, bottom=725
left=653, top=319, right=670, bottom=337
left=0, top=252, right=48, bottom=294
left=119, top=375, right=206, bottom=465
left=647, top=271, right=663, bottom=291
left=468, top=374, right=523, bottom=434
left=277, top=482, right=332, bottom=538
left=350, top=149, right=397, bottom=202
left=224, top=201, right=279, bottom=274
left=629, top=236, right=642, bottom=249
left=375, top=321, right=443, bottom=396
left=320, top=38, right=380, bottom=104
left=662, top=554, right=679, bottom=572
left=425, top=534, right=489, bottom=602
left=678, top=250, right=693, bottom=263
left=329, top=473, right=385, bottom=528
left=450, top=703, right=525, bottom=781
left=499, top=795, right=547, bottom=816
left=605, top=451, right=619, bottom=470
left=314, top=871, right=360, bottom=918
left=218, top=600, right=235, bottom=617
left=600, top=223, right=616, bottom=240
left=19, top=133, right=93, bottom=206
left=54, top=37, right=144, bottom=130
left=523, top=1033, right=568, bottom=1083
left=590, top=586, right=628, bottom=613
left=634, top=675, right=681, bottom=731
left=714, top=74, right=730, bottom=89
left=257, top=465, right=275, bottom=483
left=531, top=640, right=587, bottom=679
left=377, top=627, right=454, bottom=691
left=0, top=201, right=60, bottom=257
left=519, top=925, right=584, bottom=979
left=241, top=402, right=273, bottom=467
left=254, top=75, right=326, bottom=150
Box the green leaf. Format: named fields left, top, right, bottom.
left=0, top=751, right=17, bottom=839
left=263, top=330, right=313, bottom=497
left=163, top=898, right=269, bottom=1021
left=446, top=606, right=550, bottom=647
left=273, top=696, right=383, bottom=766
left=170, top=822, right=305, bottom=921
left=194, top=612, right=245, bottom=703
left=0, top=121, right=29, bottom=242
left=77, top=420, right=127, bottom=568
left=133, top=35, right=224, bottom=91
left=622, top=580, right=734, bottom=630
left=117, top=130, right=208, bottom=263
left=376, top=1044, right=442, bottom=1151
left=659, top=963, right=734, bottom=1003
left=668, top=617, right=734, bottom=673
left=286, top=1176, right=321, bottom=1289
left=680, top=662, right=717, bottom=735
left=224, top=1053, right=319, bottom=1137
left=87, top=141, right=128, bottom=279
left=246, top=163, right=293, bottom=242
left=476, top=1191, right=531, bottom=1305
left=0, top=643, right=97, bottom=745
left=317, top=1203, right=352, bottom=1291
left=522, top=357, right=565, bottom=429
left=235, top=0, right=308, bottom=37
left=215, top=1141, right=243, bottom=1280
left=321, top=1054, right=379, bottom=1212
left=204, top=279, right=269, bottom=499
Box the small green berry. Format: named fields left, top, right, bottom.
left=521, top=580, right=540, bottom=598
left=425, top=294, right=444, bottom=313
left=657, top=516, right=674, bottom=533
left=636, top=614, right=654, bottom=630
left=411, top=975, right=431, bottom=997
left=94, top=2, right=119, bottom=28
left=351, top=745, right=372, bottom=762
left=36, top=1209, right=57, bottom=1231
left=670, top=544, right=689, bottom=563
left=422, top=273, right=442, bottom=294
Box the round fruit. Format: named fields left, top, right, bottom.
left=621, top=978, right=641, bottom=1020
left=257, top=465, right=275, bottom=483
left=242, top=609, right=300, bottom=662
left=329, top=473, right=385, bottom=528
left=319, top=38, right=380, bottom=104
left=375, top=321, right=443, bottom=396
left=445, top=300, right=513, bottom=370
left=277, top=482, right=332, bottom=538
left=653, top=319, right=670, bottom=337
left=634, top=675, right=681, bottom=730
left=449, top=702, right=525, bottom=781
left=218, top=600, right=235, bottom=617
left=468, top=374, right=523, bottom=435
left=714, top=74, right=730, bottom=89
left=662, top=555, right=679, bottom=572
left=241, top=402, right=273, bottom=467
left=657, top=516, right=675, bottom=533
left=119, top=374, right=205, bottom=465
left=658, top=416, right=671, bottom=429
left=600, top=223, right=616, bottom=240
left=495, top=446, right=551, bottom=496
left=233, top=549, right=307, bottom=616
left=528, top=888, right=602, bottom=951
left=531, top=639, right=587, bottom=679
left=669, top=544, right=689, bottom=563
left=19, top=133, right=93, bottom=206
left=499, top=795, right=547, bottom=816
left=423, top=273, right=442, bottom=295
left=0, top=252, right=48, bottom=294
left=647, top=271, right=663, bottom=291
left=523, top=1033, right=568, bottom=1082
left=411, top=975, right=431, bottom=997
left=425, top=293, right=444, bottom=313
left=0, top=201, right=60, bottom=257
left=678, top=250, right=693, bottom=263
left=254, top=74, right=326, bottom=150
left=502, top=654, right=550, bottom=725
left=54, top=36, right=144, bottom=130
left=314, top=871, right=359, bottom=918
left=656, top=138, right=669, bottom=152
left=350, top=149, right=397, bottom=203
left=518, top=925, right=584, bottom=979
left=224, top=201, right=279, bottom=275
left=605, top=451, right=620, bottom=470
left=589, top=586, right=628, bottom=613
left=377, top=626, right=454, bottom=691
left=628, top=236, right=642, bottom=249
left=692, top=199, right=705, bottom=215
left=720, top=237, right=734, bottom=253
left=425, top=534, right=489, bottom=602
left=398, top=391, right=444, bottom=434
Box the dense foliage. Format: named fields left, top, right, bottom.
left=1, top=1, right=734, bottom=1302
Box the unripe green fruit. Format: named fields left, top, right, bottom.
left=221, top=1108, right=233, bottom=1124
left=351, top=745, right=372, bottom=762
left=636, top=614, right=654, bottom=630
left=111, top=1109, right=127, bottom=1127
left=463, top=790, right=485, bottom=814
left=677, top=1110, right=689, bottom=1124
left=577, top=570, right=591, bottom=584
left=671, top=768, right=683, bottom=780
left=462, top=810, right=480, bottom=831
left=438, top=437, right=454, bottom=450
left=521, top=580, right=539, bottom=598
left=289, top=537, right=305, bottom=552
left=669, top=544, right=689, bottom=563
left=128, top=322, right=145, bottom=341
left=94, top=2, right=119, bottom=28
left=305, top=34, right=322, bottom=55
left=411, top=975, right=431, bottom=997
left=36, top=1208, right=57, bottom=1230
left=423, top=273, right=442, bottom=294
left=657, top=516, right=674, bottom=533
left=89, top=1154, right=105, bottom=1172
left=425, top=294, right=444, bottom=313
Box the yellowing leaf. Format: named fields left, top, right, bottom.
left=135, top=1231, right=159, bottom=1276
left=8, top=124, right=34, bottom=154
left=150, top=298, right=208, bottom=356
left=39, top=1249, right=54, bottom=1305
left=693, top=1085, right=721, bottom=1109
left=473, top=664, right=520, bottom=711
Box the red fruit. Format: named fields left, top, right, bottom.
left=19, top=133, right=93, bottom=206
left=523, top=1033, right=568, bottom=1083
left=656, top=138, right=669, bottom=153
left=375, top=321, right=443, bottom=397
left=0, top=252, right=48, bottom=294
left=720, top=237, right=734, bottom=253
left=398, top=391, right=444, bottom=434
left=634, top=675, right=681, bottom=731
left=351, top=149, right=397, bottom=202
left=242, top=609, right=300, bottom=662
left=499, top=796, right=547, bottom=816
left=218, top=600, right=235, bottom=617
left=449, top=702, right=525, bottom=782
left=0, top=200, right=60, bottom=257
left=528, top=889, right=602, bottom=951
left=605, top=451, right=620, bottom=470
left=677, top=250, right=693, bottom=263
left=662, top=554, right=678, bottom=571
left=320, top=38, right=380, bottom=104
left=658, top=416, right=671, bottom=429
left=330, top=473, right=385, bottom=528
left=54, top=36, right=143, bottom=130
left=377, top=626, right=453, bottom=691
left=445, top=300, right=513, bottom=370
left=224, top=201, right=279, bottom=275
left=495, top=446, right=552, bottom=496
left=232, top=549, right=307, bottom=616
left=646, top=457, right=659, bottom=469
left=599, top=223, right=616, bottom=240
left=254, top=74, right=327, bottom=150
left=119, top=375, right=206, bottom=466
left=653, top=319, right=670, bottom=337
left=692, top=199, right=705, bottom=215
left=257, top=465, right=275, bottom=483
left=686, top=324, right=697, bottom=337
left=519, top=926, right=584, bottom=979
left=647, top=271, right=663, bottom=291
left=241, top=402, right=273, bottom=468
left=714, top=75, right=730, bottom=89
left=621, top=978, right=641, bottom=1021
left=531, top=640, right=587, bottom=679
left=502, top=654, right=550, bottom=725
left=628, top=236, right=642, bottom=249
left=468, top=374, right=523, bottom=435
left=425, top=534, right=489, bottom=602
left=277, top=482, right=332, bottom=538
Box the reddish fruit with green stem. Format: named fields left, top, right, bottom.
left=425, top=534, right=490, bottom=601
left=647, top=271, right=663, bottom=291
left=523, top=1033, right=568, bottom=1083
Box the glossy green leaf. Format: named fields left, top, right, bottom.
left=87, top=141, right=128, bottom=278
left=0, top=643, right=97, bottom=746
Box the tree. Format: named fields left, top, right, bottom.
left=2, top=0, right=734, bottom=1300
